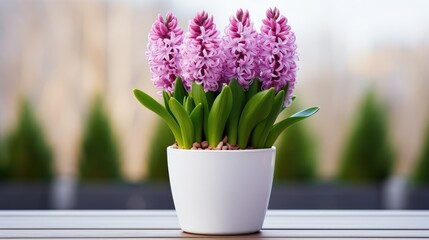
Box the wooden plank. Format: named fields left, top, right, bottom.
left=2, top=209, right=428, bottom=217
left=265, top=210, right=429, bottom=230
left=0, top=239, right=424, bottom=240
left=0, top=239, right=423, bottom=240
left=0, top=210, right=173, bottom=216
left=0, top=229, right=428, bottom=238
left=1, top=210, right=428, bottom=230
left=267, top=210, right=429, bottom=216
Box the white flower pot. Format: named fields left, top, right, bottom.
left=167, top=147, right=276, bottom=235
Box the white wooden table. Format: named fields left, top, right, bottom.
left=0, top=210, right=428, bottom=239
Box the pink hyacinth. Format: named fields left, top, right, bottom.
left=258, top=7, right=298, bottom=106
left=221, top=9, right=259, bottom=90
left=146, top=13, right=183, bottom=92
left=181, top=11, right=223, bottom=92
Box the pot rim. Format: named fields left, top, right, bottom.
left=167, top=146, right=276, bottom=153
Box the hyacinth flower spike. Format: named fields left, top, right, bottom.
left=253, top=8, right=319, bottom=148
left=258, top=7, right=298, bottom=107
left=136, top=13, right=186, bottom=147
left=222, top=9, right=259, bottom=89
left=181, top=11, right=223, bottom=92
left=146, top=12, right=184, bottom=93
left=247, top=8, right=318, bottom=148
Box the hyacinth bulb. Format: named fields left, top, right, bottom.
left=222, top=9, right=259, bottom=90
left=146, top=13, right=184, bottom=92
left=258, top=7, right=298, bottom=106
left=181, top=11, right=223, bottom=92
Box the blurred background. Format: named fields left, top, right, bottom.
left=0, top=0, right=429, bottom=209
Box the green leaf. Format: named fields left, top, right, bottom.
left=252, top=90, right=285, bottom=148
left=183, top=96, right=188, bottom=109
left=206, top=91, right=215, bottom=109
left=246, top=78, right=261, bottom=102
left=191, top=83, right=209, bottom=140
left=169, top=98, right=195, bottom=149
left=238, top=88, right=275, bottom=149
left=162, top=91, right=174, bottom=117
left=190, top=103, right=203, bottom=142
left=173, top=77, right=187, bottom=104
left=207, top=86, right=233, bottom=147
left=184, top=96, right=195, bottom=115
left=133, top=89, right=183, bottom=146
left=265, top=107, right=320, bottom=148
left=226, top=79, right=245, bottom=145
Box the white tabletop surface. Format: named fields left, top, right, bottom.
left=0, top=210, right=428, bottom=239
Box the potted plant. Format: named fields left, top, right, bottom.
left=134, top=8, right=319, bottom=235
left=0, top=99, right=53, bottom=209
left=408, top=116, right=429, bottom=209
left=336, top=89, right=395, bottom=209
left=75, top=96, right=125, bottom=209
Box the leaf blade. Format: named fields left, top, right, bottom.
left=207, top=86, right=233, bottom=147
left=238, top=88, right=275, bottom=149
left=252, top=90, right=285, bottom=148
left=190, top=103, right=203, bottom=143
left=173, top=77, right=187, bottom=104
left=191, top=83, right=209, bottom=140
left=246, top=78, right=261, bottom=102
left=133, top=89, right=183, bottom=146
left=169, top=98, right=195, bottom=149
left=226, top=79, right=246, bottom=145
left=265, top=106, right=320, bottom=148
left=162, top=91, right=174, bottom=118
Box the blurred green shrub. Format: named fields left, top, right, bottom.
left=1, top=99, right=53, bottom=181
left=78, top=97, right=122, bottom=181
left=412, top=118, right=429, bottom=184
left=274, top=103, right=318, bottom=182
left=0, top=138, right=8, bottom=180
left=145, top=120, right=175, bottom=182
left=338, top=89, right=394, bottom=183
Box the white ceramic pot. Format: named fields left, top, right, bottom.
left=167, top=147, right=276, bottom=235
